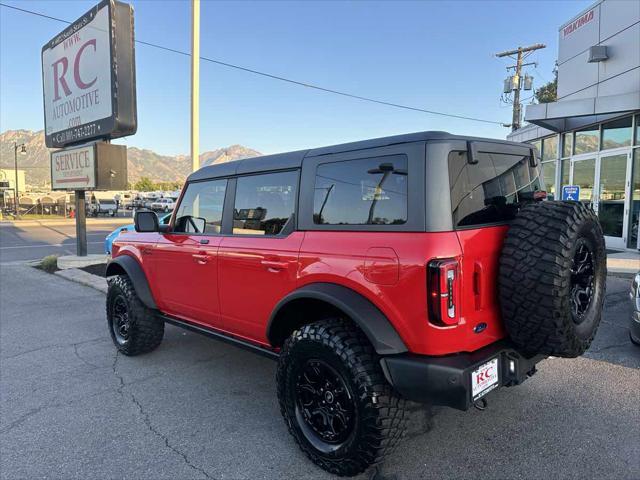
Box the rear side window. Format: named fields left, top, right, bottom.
left=233, top=171, right=298, bottom=235
left=313, top=155, right=408, bottom=225
left=174, top=179, right=227, bottom=234
left=449, top=150, right=542, bottom=228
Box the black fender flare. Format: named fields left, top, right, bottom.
left=106, top=255, right=157, bottom=310
left=267, top=283, right=408, bottom=355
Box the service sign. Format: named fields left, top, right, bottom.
left=51, top=144, right=97, bottom=190
left=42, top=0, right=137, bottom=148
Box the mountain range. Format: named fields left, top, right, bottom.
left=0, top=129, right=261, bottom=188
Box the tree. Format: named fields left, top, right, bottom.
left=535, top=78, right=557, bottom=104
left=134, top=177, right=156, bottom=192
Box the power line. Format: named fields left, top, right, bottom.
left=0, top=2, right=503, bottom=126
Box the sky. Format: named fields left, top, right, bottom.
left=0, top=0, right=593, bottom=156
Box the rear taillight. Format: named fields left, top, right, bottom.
left=427, top=258, right=460, bottom=326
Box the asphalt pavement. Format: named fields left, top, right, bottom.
left=0, top=218, right=130, bottom=262
left=1, top=264, right=638, bottom=480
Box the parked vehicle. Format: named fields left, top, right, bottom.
left=104, top=212, right=171, bottom=255
left=150, top=198, right=175, bottom=212
left=87, top=192, right=117, bottom=217
left=106, top=131, right=607, bottom=477
left=630, top=272, right=640, bottom=346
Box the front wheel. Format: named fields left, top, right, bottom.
left=106, top=275, right=164, bottom=356
left=276, top=318, right=406, bottom=477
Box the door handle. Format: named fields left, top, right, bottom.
left=261, top=259, right=289, bottom=271
left=192, top=253, right=210, bottom=265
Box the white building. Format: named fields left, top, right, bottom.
left=508, top=0, right=639, bottom=250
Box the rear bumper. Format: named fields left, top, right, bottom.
left=380, top=341, right=546, bottom=411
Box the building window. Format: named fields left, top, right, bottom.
left=541, top=136, right=558, bottom=161
left=574, top=126, right=599, bottom=154
left=174, top=179, right=227, bottom=234
left=233, top=171, right=298, bottom=235
left=530, top=139, right=542, bottom=157
left=542, top=161, right=556, bottom=200
left=562, top=132, right=573, bottom=158
left=635, top=114, right=640, bottom=146
left=313, top=156, right=408, bottom=225
left=560, top=159, right=570, bottom=187
left=601, top=117, right=632, bottom=150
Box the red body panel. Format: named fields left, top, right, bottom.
left=113, top=225, right=509, bottom=356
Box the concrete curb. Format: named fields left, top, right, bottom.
left=57, top=254, right=108, bottom=270
left=55, top=268, right=108, bottom=294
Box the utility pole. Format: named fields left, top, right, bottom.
left=496, top=43, right=545, bottom=131
left=191, top=0, right=200, bottom=172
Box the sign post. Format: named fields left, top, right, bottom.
left=75, top=191, right=87, bottom=256
left=561, top=185, right=580, bottom=201
left=42, top=0, right=136, bottom=257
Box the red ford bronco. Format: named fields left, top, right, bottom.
left=106, top=131, right=606, bottom=476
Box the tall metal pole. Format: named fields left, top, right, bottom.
left=191, top=0, right=200, bottom=173
left=496, top=43, right=546, bottom=132
left=13, top=143, right=20, bottom=219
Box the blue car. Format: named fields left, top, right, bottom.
left=105, top=213, right=171, bottom=255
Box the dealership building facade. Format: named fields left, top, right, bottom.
left=507, top=0, right=639, bottom=250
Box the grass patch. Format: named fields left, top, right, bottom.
left=38, top=255, right=60, bottom=273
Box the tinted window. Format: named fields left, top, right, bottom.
left=174, top=179, right=226, bottom=234
left=449, top=151, right=542, bottom=228
left=541, top=136, right=558, bottom=161
left=233, top=171, right=298, bottom=235
left=601, top=116, right=632, bottom=150
left=313, top=156, right=408, bottom=225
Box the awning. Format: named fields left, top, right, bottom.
left=524, top=91, right=640, bottom=132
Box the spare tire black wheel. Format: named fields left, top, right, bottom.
left=499, top=201, right=606, bottom=358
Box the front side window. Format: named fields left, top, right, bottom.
left=233, top=171, right=298, bottom=235
left=313, top=155, right=408, bottom=225
left=449, top=151, right=542, bottom=228
left=174, top=179, right=227, bottom=234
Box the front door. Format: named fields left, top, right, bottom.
left=217, top=170, right=302, bottom=344
left=152, top=178, right=228, bottom=328
left=569, top=156, right=596, bottom=205
left=595, top=150, right=632, bottom=249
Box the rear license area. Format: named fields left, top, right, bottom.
left=471, top=357, right=499, bottom=401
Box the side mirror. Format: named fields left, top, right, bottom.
left=134, top=210, right=159, bottom=232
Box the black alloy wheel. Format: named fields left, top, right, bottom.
left=110, top=294, right=131, bottom=346
left=294, top=359, right=356, bottom=452
left=570, top=240, right=595, bottom=322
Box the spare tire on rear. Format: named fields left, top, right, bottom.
left=499, top=201, right=606, bottom=358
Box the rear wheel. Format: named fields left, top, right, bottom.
left=276, top=318, right=406, bottom=477
left=499, top=201, right=606, bottom=357
left=106, top=275, right=164, bottom=356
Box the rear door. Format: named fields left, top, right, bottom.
left=218, top=170, right=302, bottom=343
left=449, top=144, right=542, bottom=344
left=152, top=178, right=228, bottom=328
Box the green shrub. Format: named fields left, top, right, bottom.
left=40, top=255, right=59, bottom=273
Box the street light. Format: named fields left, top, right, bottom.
left=14, top=142, right=26, bottom=219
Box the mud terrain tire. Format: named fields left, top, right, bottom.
left=277, top=318, right=406, bottom=477
left=499, top=201, right=606, bottom=358
left=107, top=274, right=164, bottom=356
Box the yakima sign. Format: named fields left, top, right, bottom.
left=42, top=0, right=137, bottom=148
left=562, top=9, right=595, bottom=38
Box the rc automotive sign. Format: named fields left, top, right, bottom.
left=51, top=145, right=96, bottom=190
left=41, top=0, right=137, bottom=148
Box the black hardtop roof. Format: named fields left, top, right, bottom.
left=188, top=131, right=530, bottom=181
